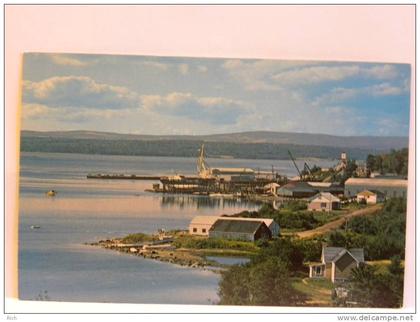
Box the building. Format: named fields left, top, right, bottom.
left=188, top=216, right=219, bottom=236
left=307, top=182, right=344, bottom=195
left=309, top=246, right=365, bottom=283
left=356, top=190, right=385, bottom=204
left=219, top=216, right=280, bottom=237
left=209, top=219, right=272, bottom=241
left=264, top=182, right=280, bottom=196
left=344, top=178, right=408, bottom=198
left=307, top=192, right=341, bottom=212
left=277, top=181, right=318, bottom=198
left=189, top=216, right=280, bottom=237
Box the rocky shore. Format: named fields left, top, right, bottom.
left=86, top=238, right=221, bottom=269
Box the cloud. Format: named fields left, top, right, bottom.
left=49, top=54, right=91, bottom=67
left=141, top=92, right=251, bottom=124
left=23, top=76, right=140, bottom=109
left=223, top=59, right=402, bottom=91
left=272, top=64, right=400, bottom=87
left=178, top=64, right=189, bottom=75
left=313, top=82, right=408, bottom=106
left=22, top=103, right=52, bottom=120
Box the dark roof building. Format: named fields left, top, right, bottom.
left=277, top=181, right=318, bottom=198
left=209, top=219, right=272, bottom=242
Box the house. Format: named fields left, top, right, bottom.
left=344, top=178, right=407, bottom=199
left=264, top=182, right=280, bottom=196
left=277, top=181, right=318, bottom=198
left=209, top=219, right=272, bottom=241
left=188, top=216, right=219, bottom=236
left=309, top=246, right=364, bottom=283
left=307, top=192, right=341, bottom=212
left=219, top=216, right=280, bottom=237
left=356, top=190, right=385, bottom=204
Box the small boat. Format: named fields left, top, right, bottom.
left=46, top=190, right=57, bottom=197
left=30, top=225, right=41, bottom=230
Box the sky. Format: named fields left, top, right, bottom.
left=21, top=53, right=411, bottom=137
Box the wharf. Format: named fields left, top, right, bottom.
left=87, top=173, right=161, bottom=180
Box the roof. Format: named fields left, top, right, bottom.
left=309, top=192, right=340, bottom=203
left=210, top=219, right=265, bottom=234
left=348, top=248, right=365, bottom=262
left=308, top=182, right=332, bottom=188
left=279, top=181, right=317, bottom=193
left=357, top=190, right=385, bottom=197
left=219, top=216, right=277, bottom=228
left=345, top=177, right=408, bottom=188
left=264, top=182, right=281, bottom=188
left=189, top=216, right=219, bottom=226
left=322, top=246, right=364, bottom=263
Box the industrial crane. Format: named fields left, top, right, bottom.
left=287, top=150, right=313, bottom=181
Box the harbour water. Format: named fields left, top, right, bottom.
left=19, top=152, right=337, bottom=304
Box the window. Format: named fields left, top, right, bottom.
left=202, top=228, right=206, bottom=233
left=321, top=202, right=327, bottom=208
left=193, top=228, right=197, bottom=233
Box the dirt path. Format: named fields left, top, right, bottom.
left=296, top=204, right=383, bottom=239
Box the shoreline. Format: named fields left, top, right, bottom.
left=85, top=238, right=251, bottom=272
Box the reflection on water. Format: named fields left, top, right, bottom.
left=160, top=194, right=262, bottom=211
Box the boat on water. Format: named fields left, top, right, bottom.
left=30, top=225, right=41, bottom=229
left=46, top=190, right=57, bottom=197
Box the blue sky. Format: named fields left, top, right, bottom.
left=21, top=53, right=411, bottom=137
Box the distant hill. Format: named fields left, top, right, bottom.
left=22, top=130, right=408, bottom=151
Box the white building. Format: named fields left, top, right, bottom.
left=356, top=190, right=385, bottom=204
left=264, top=182, right=280, bottom=196
left=308, top=192, right=341, bottom=212
left=188, top=216, right=219, bottom=236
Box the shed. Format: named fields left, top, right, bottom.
left=356, top=190, right=385, bottom=204
left=307, top=192, right=341, bottom=212
left=209, top=219, right=272, bottom=242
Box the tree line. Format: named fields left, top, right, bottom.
left=366, top=148, right=408, bottom=176
left=21, top=136, right=387, bottom=160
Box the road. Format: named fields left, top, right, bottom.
left=296, top=204, right=383, bottom=239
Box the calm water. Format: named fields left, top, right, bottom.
left=19, top=152, right=337, bottom=304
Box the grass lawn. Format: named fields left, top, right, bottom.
left=292, top=277, right=334, bottom=307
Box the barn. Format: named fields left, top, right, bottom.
left=209, top=219, right=272, bottom=241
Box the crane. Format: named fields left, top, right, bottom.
left=288, top=150, right=313, bottom=181
left=288, top=150, right=303, bottom=180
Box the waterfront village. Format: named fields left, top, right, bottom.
left=87, top=145, right=408, bottom=307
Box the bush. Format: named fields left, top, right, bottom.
left=173, top=236, right=259, bottom=252
left=121, top=233, right=156, bottom=244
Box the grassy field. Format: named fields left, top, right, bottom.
left=292, top=277, right=334, bottom=307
